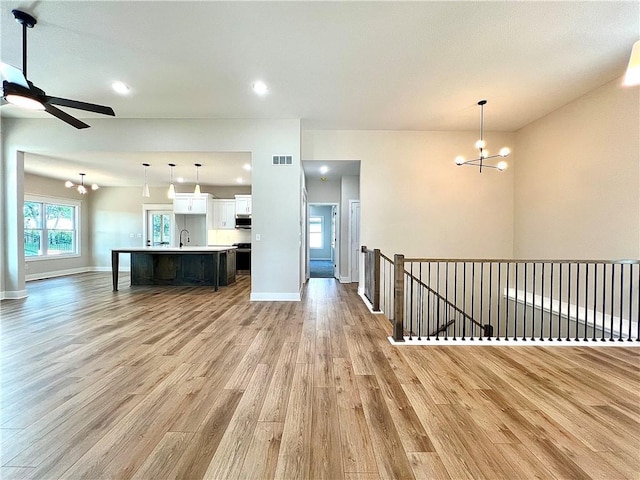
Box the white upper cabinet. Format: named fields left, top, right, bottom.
left=235, top=194, right=252, bottom=216
left=173, top=193, right=211, bottom=214
left=213, top=199, right=236, bottom=229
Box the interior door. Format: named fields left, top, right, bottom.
left=331, top=205, right=338, bottom=278
left=349, top=201, right=361, bottom=282
left=146, top=210, right=172, bottom=246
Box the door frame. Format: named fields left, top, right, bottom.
left=142, top=203, right=174, bottom=247
left=348, top=199, right=361, bottom=283
left=307, top=202, right=339, bottom=279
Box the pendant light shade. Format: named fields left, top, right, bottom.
left=624, top=40, right=640, bottom=86
left=142, top=163, right=150, bottom=198
left=167, top=163, right=176, bottom=199
left=194, top=163, right=202, bottom=196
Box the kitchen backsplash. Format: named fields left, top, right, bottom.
left=207, top=229, right=251, bottom=245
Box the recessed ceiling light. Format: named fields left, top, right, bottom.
left=243, top=163, right=252, bottom=171
left=252, top=81, right=268, bottom=96
left=111, top=81, right=131, bottom=95
left=319, top=166, right=329, bottom=174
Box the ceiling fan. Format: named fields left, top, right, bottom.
left=0, top=9, right=115, bottom=129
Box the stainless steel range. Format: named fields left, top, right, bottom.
left=233, top=243, right=251, bottom=274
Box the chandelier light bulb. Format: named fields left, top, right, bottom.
left=455, top=156, right=465, bottom=165
left=65, top=180, right=74, bottom=188
left=497, top=161, right=508, bottom=171
left=500, top=147, right=511, bottom=157
left=77, top=184, right=87, bottom=195
left=481, top=150, right=489, bottom=158
left=475, top=139, right=486, bottom=149
left=91, top=184, right=99, bottom=191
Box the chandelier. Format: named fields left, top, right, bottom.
left=64, top=173, right=98, bottom=194
left=455, top=100, right=510, bottom=173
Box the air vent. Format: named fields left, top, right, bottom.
left=272, top=155, right=293, bottom=166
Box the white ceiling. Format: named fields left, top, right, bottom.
left=1, top=1, right=638, bottom=186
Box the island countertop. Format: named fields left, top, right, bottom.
left=112, top=246, right=236, bottom=253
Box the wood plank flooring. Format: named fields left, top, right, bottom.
left=1, top=273, right=639, bottom=479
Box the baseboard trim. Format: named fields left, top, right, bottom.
left=339, top=276, right=351, bottom=284
left=250, top=292, right=301, bottom=302
left=26, top=267, right=91, bottom=282
left=1, top=289, right=28, bottom=300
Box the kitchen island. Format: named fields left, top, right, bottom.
left=111, top=246, right=236, bottom=291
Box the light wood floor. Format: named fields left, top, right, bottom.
left=1, top=273, right=639, bottom=480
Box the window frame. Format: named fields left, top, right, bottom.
left=24, top=195, right=81, bottom=261
left=309, top=215, right=324, bottom=250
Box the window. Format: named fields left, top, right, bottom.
left=24, top=197, right=79, bottom=258
left=309, top=216, right=323, bottom=249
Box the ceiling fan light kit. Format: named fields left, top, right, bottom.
left=454, top=100, right=510, bottom=173
left=1, top=9, right=116, bottom=129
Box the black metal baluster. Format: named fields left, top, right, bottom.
left=592, top=263, right=597, bottom=341
left=540, top=263, right=545, bottom=340
left=531, top=262, right=537, bottom=341
left=426, top=262, right=431, bottom=340
left=619, top=264, right=624, bottom=342
left=418, top=263, right=422, bottom=340
left=566, top=263, right=571, bottom=341
left=436, top=262, right=441, bottom=340
left=574, top=263, right=580, bottom=341
left=488, top=262, right=493, bottom=340
left=601, top=264, right=607, bottom=341
left=506, top=263, right=510, bottom=340
left=629, top=265, right=634, bottom=342
left=514, top=263, right=519, bottom=341
left=462, top=263, right=467, bottom=341
left=445, top=262, right=449, bottom=340
left=549, top=263, right=554, bottom=341
left=584, top=263, right=589, bottom=341
left=610, top=263, right=615, bottom=341
left=636, top=264, right=639, bottom=342
left=479, top=262, right=484, bottom=340
left=409, top=263, right=414, bottom=340
left=558, top=264, right=563, bottom=341
left=471, top=262, right=476, bottom=340
left=523, top=262, right=528, bottom=341
left=497, top=263, right=502, bottom=341
left=453, top=262, right=458, bottom=340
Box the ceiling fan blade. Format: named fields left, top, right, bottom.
left=44, top=103, right=90, bottom=129
left=47, top=96, right=115, bottom=116
left=0, top=62, right=29, bottom=88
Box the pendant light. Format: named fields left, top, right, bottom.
left=454, top=100, right=510, bottom=173
left=65, top=173, right=98, bottom=194
left=624, top=40, right=640, bottom=86
left=193, top=163, right=202, bottom=196
left=167, top=163, right=176, bottom=199
left=142, top=163, right=150, bottom=198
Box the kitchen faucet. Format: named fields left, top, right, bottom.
left=179, top=229, right=190, bottom=248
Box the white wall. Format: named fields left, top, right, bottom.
left=302, top=130, right=516, bottom=260
left=1, top=118, right=302, bottom=300
left=514, top=77, right=640, bottom=260
left=306, top=178, right=340, bottom=203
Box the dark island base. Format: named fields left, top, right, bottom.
left=130, top=251, right=235, bottom=288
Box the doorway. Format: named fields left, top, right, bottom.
left=349, top=200, right=361, bottom=282
left=308, top=203, right=338, bottom=278
left=143, top=206, right=173, bottom=247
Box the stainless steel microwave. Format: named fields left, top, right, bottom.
left=235, top=216, right=251, bottom=229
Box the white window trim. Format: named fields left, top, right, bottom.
left=309, top=215, right=324, bottom=250
left=24, top=194, right=82, bottom=261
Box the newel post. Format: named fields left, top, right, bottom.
left=393, top=254, right=405, bottom=342
left=373, top=248, right=381, bottom=312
